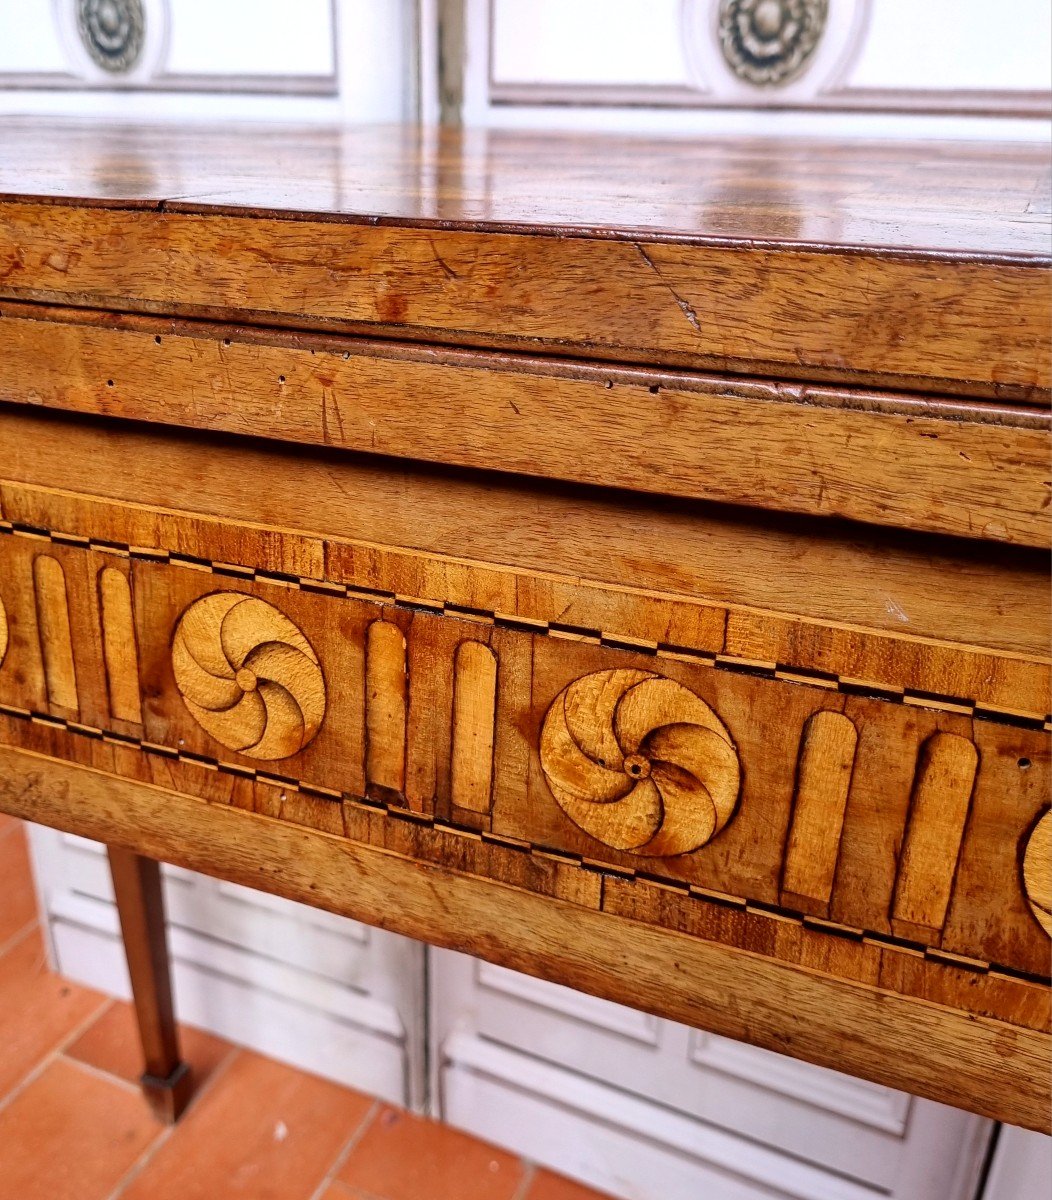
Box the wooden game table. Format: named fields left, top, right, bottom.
left=0, top=119, right=1047, bottom=1131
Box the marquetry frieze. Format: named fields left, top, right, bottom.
left=0, top=521, right=1048, bottom=986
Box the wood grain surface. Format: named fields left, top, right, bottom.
left=0, top=306, right=1047, bottom=545
left=0, top=744, right=1046, bottom=1132
left=0, top=122, right=1048, bottom=398
left=1, top=408, right=1047, bottom=676
left=0, top=121, right=1045, bottom=254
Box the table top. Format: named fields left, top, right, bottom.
left=1, top=120, right=1048, bottom=402
left=0, top=118, right=1049, bottom=259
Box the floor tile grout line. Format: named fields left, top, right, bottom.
left=106, top=1045, right=244, bottom=1200
left=0, top=990, right=112, bottom=1118
left=104, top=1113, right=176, bottom=1200
left=307, top=1097, right=384, bottom=1200
left=512, top=1161, right=538, bottom=1200
left=57, top=1051, right=148, bottom=1097
left=0, top=915, right=39, bottom=962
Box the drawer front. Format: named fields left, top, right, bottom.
left=0, top=306, right=1048, bottom=547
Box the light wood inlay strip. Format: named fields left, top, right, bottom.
left=782, top=711, right=858, bottom=907
left=365, top=618, right=407, bottom=793
left=451, top=640, right=498, bottom=814
left=893, top=732, right=979, bottom=935
left=32, top=554, right=78, bottom=712
left=99, top=566, right=142, bottom=724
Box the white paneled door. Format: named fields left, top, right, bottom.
left=430, top=950, right=994, bottom=1200
left=27, top=827, right=428, bottom=1108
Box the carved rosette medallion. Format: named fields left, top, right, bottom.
left=1022, top=810, right=1052, bottom=937
left=540, top=669, right=740, bottom=856
left=172, top=593, right=325, bottom=760
left=717, top=0, right=828, bottom=87
left=77, top=0, right=146, bottom=74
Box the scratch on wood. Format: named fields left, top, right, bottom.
left=636, top=243, right=702, bottom=337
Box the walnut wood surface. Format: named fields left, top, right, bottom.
left=0, top=305, right=1046, bottom=546
left=1, top=408, right=1047, bottom=675
left=107, top=846, right=192, bottom=1123
left=0, top=121, right=1045, bottom=252
left=0, top=121, right=1048, bottom=399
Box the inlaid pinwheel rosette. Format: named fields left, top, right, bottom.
left=1022, top=808, right=1052, bottom=938
left=171, top=592, right=327, bottom=761
left=540, top=668, right=741, bottom=857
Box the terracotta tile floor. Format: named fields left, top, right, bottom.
left=0, top=819, right=613, bottom=1200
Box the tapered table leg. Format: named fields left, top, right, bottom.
left=106, top=845, right=193, bottom=1123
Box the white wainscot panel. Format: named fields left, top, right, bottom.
left=50, top=890, right=409, bottom=1103
left=490, top=0, right=688, bottom=87
left=0, top=9, right=69, bottom=74
left=849, top=0, right=1052, bottom=92
left=442, top=1033, right=884, bottom=1200
left=164, top=0, right=336, bottom=80
left=688, top=1031, right=911, bottom=1135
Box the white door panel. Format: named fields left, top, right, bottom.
left=55, top=832, right=380, bottom=986
left=981, top=1127, right=1052, bottom=1200
left=51, top=900, right=410, bottom=1102
left=28, top=825, right=427, bottom=1107
left=688, top=1033, right=911, bottom=1136
left=432, top=950, right=991, bottom=1200
left=465, top=963, right=900, bottom=1183
left=464, top=0, right=1050, bottom=137
left=0, top=1, right=414, bottom=120
left=443, top=1034, right=884, bottom=1200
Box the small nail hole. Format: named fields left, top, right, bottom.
left=1018, top=757, right=1031, bottom=770
left=604, top=380, right=613, bottom=389
left=223, top=338, right=231, bottom=346
left=154, top=335, right=161, bottom=345
left=278, top=375, right=286, bottom=383
left=106, top=379, right=114, bottom=387
left=649, top=384, right=660, bottom=395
